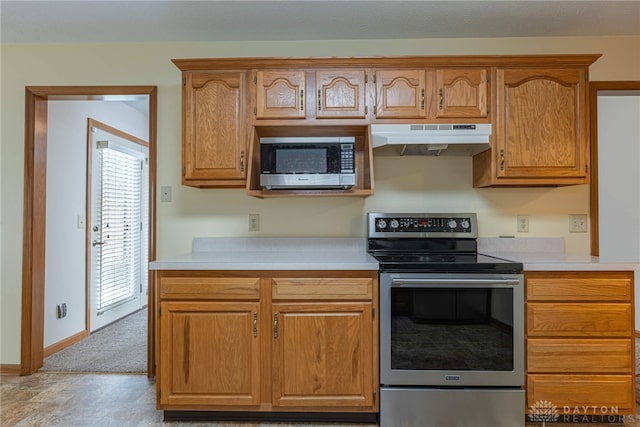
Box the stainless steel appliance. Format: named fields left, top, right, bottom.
left=368, top=213, right=524, bottom=427
left=260, top=136, right=356, bottom=189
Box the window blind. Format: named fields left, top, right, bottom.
left=95, top=146, right=143, bottom=314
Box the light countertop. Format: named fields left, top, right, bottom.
left=149, top=236, right=639, bottom=273
left=479, top=237, right=639, bottom=272
left=149, top=237, right=379, bottom=271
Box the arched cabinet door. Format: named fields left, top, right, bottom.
left=316, top=70, right=367, bottom=119
left=374, top=70, right=426, bottom=119
left=182, top=71, right=247, bottom=187
left=495, top=68, right=589, bottom=181
left=434, top=68, right=488, bottom=119
left=255, top=70, right=307, bottom=119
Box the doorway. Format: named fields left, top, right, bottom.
left=88, top=119, right=149, bottom=332
left=21, top=86, right=157, bottom=376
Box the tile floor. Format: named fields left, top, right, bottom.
left=2, top=372, right=640, bottom=427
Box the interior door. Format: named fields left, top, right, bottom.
left=89, top=122, right=149, bottom=331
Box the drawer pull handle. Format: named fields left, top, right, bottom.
left=500, top=149, right=505, bottom=171
left=273, top=313, right=279, bottom=338
left=253, top=312, right=258, bottom=337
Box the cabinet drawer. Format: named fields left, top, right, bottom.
left=159, top=277, right=260, bottom=300
left=527, top=303, right=632, bottom=337
left=527, top=374, right=635, bottom=414
left=527, top=339, right=633, bottom=373
left=272, top=278, right=373, bottom=300
left=526, top=271, right=632, bottom=301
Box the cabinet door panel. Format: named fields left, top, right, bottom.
left=496, top=68, right=588, bottom=179
left=256, top=70, right=306, bottom=119
left=316, top=70, right=367, bottom=119
left=272, top=302, right=374, bottom=408
left=159, top=301, right=261, bottom=406
left=184, top=71, right=246, bottom=183
left=435, top=69, right=488, bottom=118
left=527, top=374, right=635, bottom=414
left=527, top=303, right=632, bottom=337
left=375, top=70, right=426, bottom=118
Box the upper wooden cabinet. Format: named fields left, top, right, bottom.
left=474, top=67, right=591, bottom=187
left=173, top=55, right=600, bottom=191
left=315, top=70, right=367, bottom=119
left=434, top=69, right=488, bottom=118
left=373, top=68, right=489, bottom=120
left=255, top=70, right=307, bottom=119
left=374, top=70, right=426, bottom=119
left=181, top=70, right=248, bottom=188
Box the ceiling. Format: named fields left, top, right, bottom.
left=2, top=0, right=639, bottom=44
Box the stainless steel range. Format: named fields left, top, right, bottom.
left=368, top=213, right=525, bottom=427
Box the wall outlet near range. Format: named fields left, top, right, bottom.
left=569, top=214, right=588, bottom=233
left=517, top=215, right=529, bottom=233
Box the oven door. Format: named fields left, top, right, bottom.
left=380, top=272, right=524, bottom=387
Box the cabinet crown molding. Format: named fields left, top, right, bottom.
left=172, top=54, right=602, bottom=71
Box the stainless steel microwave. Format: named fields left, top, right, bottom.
left=259, top=137, right=356, bottom=190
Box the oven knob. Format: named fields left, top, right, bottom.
left=447, top=219, right=457, bottom=229
left=376, top=219, right=387, bottom=230
left=390, top=219, right=400, bottom=229
left=460, top=219, right=470, bottom=229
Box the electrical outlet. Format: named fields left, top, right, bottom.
left=160, top=186, right=172, bottom=202
left=249, top=214, right=260, bottom=232
left=517, top=215, right=529, bottom=233
left=77, top=215, right=85, bottom=229
left=569, top=214, right=588, bottom=233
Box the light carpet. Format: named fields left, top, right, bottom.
left=42, top=307, right=147, bottom=373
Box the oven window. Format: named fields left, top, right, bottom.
left=390, top=287, right=514, bottom=371
left=276, top=148, right=327, bottom=173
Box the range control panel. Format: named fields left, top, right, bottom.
left=368, top=213, right=478, bottom=238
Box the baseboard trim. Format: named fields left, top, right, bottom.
left=0, top=364, right=21, bottom=375
left=44, top=330, right=88, bottom=357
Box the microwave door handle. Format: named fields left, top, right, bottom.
left=390, top=278, right=521, bottom=287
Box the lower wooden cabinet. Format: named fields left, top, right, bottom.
left=272, top=302, right=374, bottom=408
left=525, top=271, right=635, bottom=414
left=155, top=271, right=378, bottom=413
left=159, top=301, right=262, bottom=407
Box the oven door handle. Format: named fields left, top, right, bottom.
left=391, top=278, right=521, bottom=287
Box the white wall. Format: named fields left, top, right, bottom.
left=596, top=94, right=640, bottom=328
left=597, top=94, right=640, bottom=262
left=44, top=101, right=148, bottom=348
left=2, top=36, right=640, bottom=365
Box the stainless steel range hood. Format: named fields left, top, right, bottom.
left=371, top=124, right=491, bottom=156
